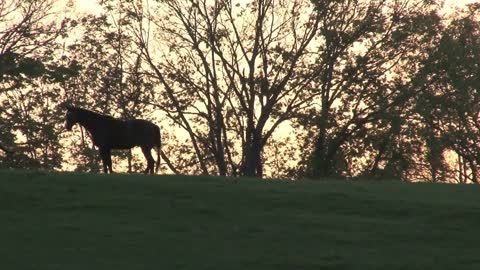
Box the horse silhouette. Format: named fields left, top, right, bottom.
left=64, top=105, right=161, bottom=174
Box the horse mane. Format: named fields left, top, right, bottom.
left=72, top=107, right=116, bottom=122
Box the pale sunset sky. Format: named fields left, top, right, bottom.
left=74, top=0, right=479, bottom=14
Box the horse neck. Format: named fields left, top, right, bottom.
left=76, top=111, right=103, bottom=133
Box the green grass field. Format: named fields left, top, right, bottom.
left=1, top=170, right=480, bottom=269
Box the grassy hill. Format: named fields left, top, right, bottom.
left=1, top=170, right=480, bottom=270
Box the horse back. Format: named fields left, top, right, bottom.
left=108, top=119, right=160, bottom=149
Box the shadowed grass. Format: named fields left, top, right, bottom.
left=0, top=170, right=480, bottom=269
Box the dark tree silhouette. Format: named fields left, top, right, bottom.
left=415, top=4, right=480, bottom=183
left=305, top=0, right=441, bottom=178
left=0, top=0, right=73, bottom=170
left=130, top=0, right=322, bottom=177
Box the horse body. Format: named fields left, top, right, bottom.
left=65, top=106, right=161, bottom=174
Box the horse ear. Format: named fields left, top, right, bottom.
left=65, top=104, right=73, bottom=111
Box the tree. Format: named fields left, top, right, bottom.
left=415, top=4, right=480, bottom=183
left=130, top=0, right=322, bottom=177
left=0, top=0, right=74, bottom=169
left=304, top=0, right=442, bottom=178
left=0, top=0, right=68, bottom=92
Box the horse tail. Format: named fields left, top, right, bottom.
left=0, top=143, right=14, bottom=154
left=155, top=125, right=161, bottom=174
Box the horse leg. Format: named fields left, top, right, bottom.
left=141, top=146, right=155, bottom=174
left=154, top=145, right=161, bottom=174
left=106, top=149, right=113, bottom=173
left=99, top=147, right=110, bottom=174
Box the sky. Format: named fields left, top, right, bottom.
left=74, top=0, right=102, bottom=14
left=74, top=0, right=479, bottom=14
left=446, top=0, right=478, bottom=7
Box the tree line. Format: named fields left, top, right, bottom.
left=1, top=0, right=479, bottom=182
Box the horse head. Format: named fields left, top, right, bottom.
left=64, top=105, right=78, bottom=131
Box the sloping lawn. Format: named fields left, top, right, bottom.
left=0, top=170, right=479, bottom=269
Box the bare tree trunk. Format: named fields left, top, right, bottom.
left=242, top=132, right=263, bottom=178
left=458, top=154, right=464, bottom=183
left=465, top=157, right=478, bottom=184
